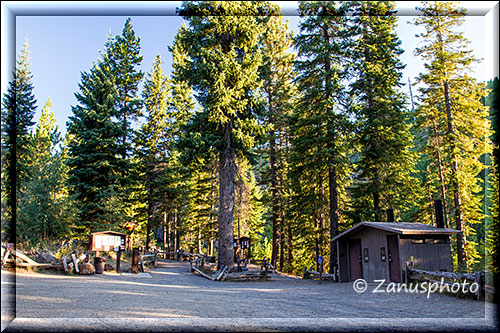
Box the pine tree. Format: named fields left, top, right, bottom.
left=17, top=99, right=75, bottom=243
left=291, top=1, right=353, bottom=273
left=349, top=1, right=417, bottom=224
left=260, top=14, right=295, bottom=270
left=135, top=54, right=171, bottom=250
left=176, top=1, right=276, bottom=267
left=163, top=29, right=198, bottom=253
left=413, top=1, right=493, bottom=271
left=182, top=159, right=219, bottom=255
left=234, top=156, right=266, bottom=257
left=1, top=39, right=37, bottom=243
left=104, top=17, right=144, bottom=158
left=66, top=60, right=122, bottom=238
left=101, top=18, right=144, bottom=233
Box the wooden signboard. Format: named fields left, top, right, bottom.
left=240, top=237, right=250, bottom=249
left=92, top=231, right=126, bottom=252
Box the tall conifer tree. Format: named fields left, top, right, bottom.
left=102, top=18, right=144, bottom=230
left=349, top=1, right=417, bottom=223
left=260, top=14, right=295, bottom=270
left=66, top=60, right=122, bottom=237
left=176, top=1, right=275, bottom=267
left=136, top=54, right=171, bottom=250
left=104, top=18, right=144, bottom=157
left=413, top=1, right=493, bottom=271
left=18, top=99, right=74, bottom=242
left=292, top=1, right=353, bottom=273
left=1, top=40, right=37, bottom=243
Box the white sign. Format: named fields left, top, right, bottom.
left=95, top=236, right=101, bottom=249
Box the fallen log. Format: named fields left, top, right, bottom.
left=15, top=262, right=63, bottom=269
left=215, top=266, right=229, bottom=281
left=407, top=267, right=475, bottom=281
left=192, top=267, right=215, bottom=281
left=224, top=270, right=271, bottom=281
left=12, top=249, right=38, bottom=265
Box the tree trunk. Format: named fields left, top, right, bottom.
left=329, top=166, right=339, bottom=274
left=197, top=227, right=202, bottom=254
left=373, top=191, right=381, bottom=221
left=163, top=212, right=168, bottom=252
left=279, top=222, right=285, bottom=272
left=145, top=200, right=152, bottom=251
left=319, top=188, right=325, bottom=273
left=371, top=127, right=381, bottom=222
left=166, top=212, right=171, bottom=252
left=432, top=119, right=450, bottom=228
left=269, top=97, right=280, bottom=269
left=444, top=80, right=465, bottom=270
left=175, top=210, right=180, bottom=252
left=315, top=229, right=320, bottom=272
left=287, top=217, right=293, bottom=273
left=209, top=167, right=216, bottom=257
left=121, top=89, right=129, bottom=160
left=173, top=212, right=178, bottom=253
left=322, top=22, right=339, bottom=275
left=218, top=123, right=235, bottom=268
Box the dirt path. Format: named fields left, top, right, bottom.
left=1, top=259, right=497, bottom=332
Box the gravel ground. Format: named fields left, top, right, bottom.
left=2, top=259, right=498, bottom=332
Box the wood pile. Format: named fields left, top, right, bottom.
left=1, top=243, right=94, bottom=275
left=2, top=244, right=63, bottom=270
left=225, top=269, right=271, bottom=281
left=303, top=265, right=334, bottom=280
left=191, top=256, right=272, bottom=282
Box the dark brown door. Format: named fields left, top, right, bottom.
left=387, top=235, right=401, bottom=282
left=348, top=239, right=362, bottom=280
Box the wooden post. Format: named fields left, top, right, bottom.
left=62, top=257, right=68, bottom=274
left=131, top=248, right=139, bottom=274
left=71, top=254, right=79, bottom=274
left=116, top=250, right=121, bottom=273
left=2, top=248, right=11, bottom=266
left=140, top=255, right=145, bottom=273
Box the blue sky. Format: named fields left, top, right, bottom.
left=2, top=1, right=498, bottom=138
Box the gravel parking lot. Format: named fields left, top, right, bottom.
left=2, top=259, right=497, bottom=332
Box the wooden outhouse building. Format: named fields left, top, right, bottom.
left=332, top=222, right=461, bottom=283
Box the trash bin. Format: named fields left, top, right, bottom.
left=94, top=256, right=106, bottom=274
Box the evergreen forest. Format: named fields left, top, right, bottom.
left=2, top=1, right=498, bottom=275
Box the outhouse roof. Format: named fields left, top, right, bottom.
left=92, top=230, right=126, bottom=236
left=332, top=222, right=461, bottom=242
